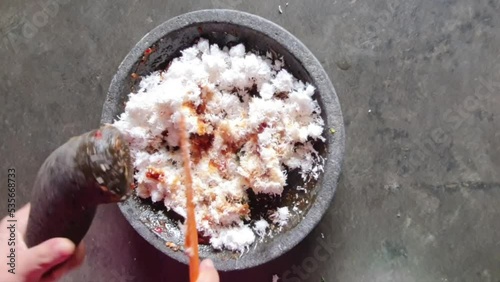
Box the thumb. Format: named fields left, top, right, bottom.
left=21, top=238, right=75, bottom=281
left=197, top=259, right=219, bottom=282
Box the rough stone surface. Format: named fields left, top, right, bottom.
left=1, top=0, right=499, bottom=281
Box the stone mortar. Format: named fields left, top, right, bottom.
left=101, top=9, right=345, bottom=271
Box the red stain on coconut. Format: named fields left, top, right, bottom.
left=258, top=122, right=268, bottom=133
left=146, top=168, right=163, bottom=180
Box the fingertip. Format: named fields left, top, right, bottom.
left=197, top=259, right=219, bottom=282
left=200, top=259, right=214, bottom=270
left=52, top=238, right=76, bottom=258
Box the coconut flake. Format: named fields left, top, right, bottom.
left=210, top=226, right=256, bottom=252
left=253, top=219, right=270, bottom=238
left=270, top=207, right=290, bottom=226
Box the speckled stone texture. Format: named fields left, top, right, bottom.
left=1, top=0, right=499, bottom=281
left=102, top=9, right=345, bottom=271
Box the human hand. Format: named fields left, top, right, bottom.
left=197, top=259, right=220, bottom=282
left=0, top=204, right=85, bottom=282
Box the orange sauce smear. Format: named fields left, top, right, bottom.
left=179, top=114, right=200, bottom=282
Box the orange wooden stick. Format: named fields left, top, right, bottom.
left=179, top=114, right=200, bottom=282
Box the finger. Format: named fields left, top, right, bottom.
left=39, top=243, right=86, bottom=282
left=20, top=238, right=75, bottom=281
left=69, top=242, right=86, bottom=269
left=44, top=242, right=86, bottom=281
left=15, top=203, right=31, bottom=235
left=197, top=259, right=219, bottom=282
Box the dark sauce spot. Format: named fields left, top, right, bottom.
left=198, top=231, right=211, bottom=245
left=236, top=94, right=244, bottom=103
left=247, top=84, right=259, bottom=97
left=225, top=41, right=239, bottom=49
left=258, top=122, right=268, bottom=133
left=246, top=188, right=282, bottom=220
left=145, top=145, right=158, bottom=154
left=160, top=130, right=169, bottom=147
left=275, top=92, right=288, bottom=99
left=196, top=103, right=207, bottom=115
left=190, top=134, right=214, bottom=163
left=196, top=87, right=214, bottom=115
left=166, top=209, right=184, bottom=223
left=165, top=61, right=172, bottom=71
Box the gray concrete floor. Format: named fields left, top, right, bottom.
left=1, top=0, right=499, bottom=281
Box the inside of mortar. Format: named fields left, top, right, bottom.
left=117, top=21, right=329, bottom=261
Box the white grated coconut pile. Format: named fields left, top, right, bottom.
left=113, top=38, right=325, bottom=252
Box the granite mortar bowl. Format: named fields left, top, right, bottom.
left=101, top=9, right=345, bottom=271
